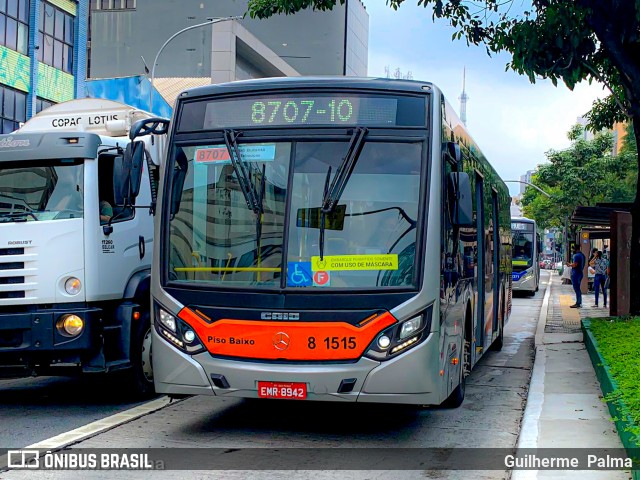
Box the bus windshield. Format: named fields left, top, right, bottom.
left=511, top=221, right=535, bottom=270
left=168, top=140, right=422, bottom=290
left=0, top=159, right=84, bottom=222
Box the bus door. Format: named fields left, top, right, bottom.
left=475, top=173, right=486, bottom=354
left=491, top=190, right=500, bottom=335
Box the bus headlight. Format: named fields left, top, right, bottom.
left=399, top=316, right=422, bottom=340
left=64, top=277, right=82, bottom=295
left=56, top=314, right=84, bottom=337
left=377, top=335, right=391, bottom=349
left=155, top=304, right=205, bottom=354
left=364, top=306, right=433, bottom=361
left=158, top=308, right=177, bottom=332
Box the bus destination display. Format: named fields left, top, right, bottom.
left=203, top=95, right=399, bottom=128
left=511, top=222, right=534, bottom=231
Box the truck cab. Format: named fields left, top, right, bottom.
left=0, top=99, right=166, bottom=395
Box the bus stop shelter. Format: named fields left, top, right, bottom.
left=570, top=203, right=632, bottom=315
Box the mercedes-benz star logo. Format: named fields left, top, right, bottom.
left=272, top=332, right=290, bottom=351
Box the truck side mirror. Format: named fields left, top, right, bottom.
left=113, top=153, right=129, bottom=207
left=448, top=172, right=473, bottom=226
left=124, top=141, right=145, bottom=198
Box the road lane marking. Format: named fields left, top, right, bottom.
left=24, top=396, right=181, bottom=450
left=514, top=274, right=551, bottom=480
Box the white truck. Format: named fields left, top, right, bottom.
left=0, top=98, right=168, bottom=395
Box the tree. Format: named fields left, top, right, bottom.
left=521, top=125, right=636, bottom=231
left=247, top=0, right=640, bottom=313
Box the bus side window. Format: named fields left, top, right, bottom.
left=442, top=160, right=459, bottom=291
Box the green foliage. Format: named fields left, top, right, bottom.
left=586, top=92, right=629, bottom=132
left=590, top=318, right=640, bottom=443
left=620, top=123, right=638, bottom=156
left=521, top=125, right=637, bottom=228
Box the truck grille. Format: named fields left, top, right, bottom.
left=0, top=262, right=24, bottom=270
left=0, top=276, right=24, bottom=284
left=0, top=248, right=24, bottom=256
left=0, top=246, right=37, bottom=304
left=0, top=291, right=25, bottom=299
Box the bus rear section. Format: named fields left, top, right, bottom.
left=151, top=77, right=511, bottom=406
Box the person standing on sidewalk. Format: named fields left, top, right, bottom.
left=567, top=244, right=586, bottom=308
left=590, top=250, right=609, bottom=307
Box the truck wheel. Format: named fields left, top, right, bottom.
left=128, top=313, right=155, bottom=397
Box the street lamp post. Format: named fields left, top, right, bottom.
left=504, top=179, right=569, bottom=261
left=503, top=180, right=551, bottom=198
left=149, top=16, right=242, bottom=112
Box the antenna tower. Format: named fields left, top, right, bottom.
left=459, top=67, right=469, bottom=126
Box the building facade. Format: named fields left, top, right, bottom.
left=0, top=0, right=87, bottom=133
left=87, top=0, right=368, bottom=80
left=519, top=169, right=536, bottom=196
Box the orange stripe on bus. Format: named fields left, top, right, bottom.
left=177, top=308, right=397, bottom=361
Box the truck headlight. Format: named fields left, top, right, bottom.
left=65, top=277, right=82, bottom=295
left=57, top=314, right=84, bottom=337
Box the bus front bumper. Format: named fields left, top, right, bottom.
left=152, top=329, right=443, bottom=406
left=512, top=271, right=536, bottom=292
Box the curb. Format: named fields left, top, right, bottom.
left=511, top=275, right=552, bottom=480
left=582, top=319, right=640, bottom=480
left=534, top=274, right=552, bottom=347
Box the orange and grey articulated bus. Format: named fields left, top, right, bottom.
left=147, top=77, right=512, bottom=407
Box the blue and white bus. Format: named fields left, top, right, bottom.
left=511, top=217, right=540, bottom=295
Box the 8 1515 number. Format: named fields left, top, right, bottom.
left=307, top=336, right=357, bottom=350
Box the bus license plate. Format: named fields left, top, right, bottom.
left=257, top=381, right=307, bottom=400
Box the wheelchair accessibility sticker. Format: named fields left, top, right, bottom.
left=287, top=262, right=313, bottom=287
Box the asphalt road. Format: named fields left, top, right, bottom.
left=2, top=271, right=548, bottom=479
left=0, top=373, right=155, bottom=448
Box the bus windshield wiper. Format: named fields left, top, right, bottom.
left=255, top=164, right=266, bottom=266
left=223, top=129, right=260, bottom=214
left=318, top=127, right=368, bottom=261
left=321, top=127, right=368, bottom=213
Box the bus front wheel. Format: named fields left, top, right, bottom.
left=441, top=337, right=470, bottom=408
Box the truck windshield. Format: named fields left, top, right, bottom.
left=168, top=140, right=422, bottom=290
left=0, top=159, right=84, bottom=222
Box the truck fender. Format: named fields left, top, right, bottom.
left=123, top=269, right=151, bottom=304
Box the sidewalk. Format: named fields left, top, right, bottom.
left=514, top=272, right=631, bottom=479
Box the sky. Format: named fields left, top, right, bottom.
left=362, top=1, right=608, bottom=196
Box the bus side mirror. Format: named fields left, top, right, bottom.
left=448, top=172, right=473, bottom=226
left=170, top=167, right=186, bottom=215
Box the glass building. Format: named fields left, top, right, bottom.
left=0, top=0, right=87, bottom=133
